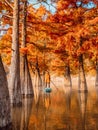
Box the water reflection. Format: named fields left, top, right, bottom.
left=95, top=87, right=98, bottom=98
left=11, top=98, right=33, bottom=130
left=0, top=124, right=12, bottom=130
left=66, top=89, right=72, bottom=111
left=44, top=93, right=51, bottom=110
left=2, top=87, right=98, bottom=130
left=44, top=93, right=51, bottom=130
left=65, top=88, right=72, bottom=130
left=78, top=92, right=88, bottom=130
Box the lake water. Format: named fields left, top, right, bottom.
left=2, top=87, right=98, bottom=130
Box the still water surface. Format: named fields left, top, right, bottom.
left=3, top=88, right=98, bottom=130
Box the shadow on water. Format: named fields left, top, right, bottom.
left=78, top=91, right=88, bottom=130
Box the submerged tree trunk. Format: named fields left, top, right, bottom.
left=78, top=54, right=87, bottom=92
left=0, top=56, right=11, bottom=127
left=23, top=57, right=33, bottom=97
left=33, top=69, right=41, bottom=104
left=9, top=0, right=22, bottom=105
left=33, top=57, right=42, bottom=104
left=95, top=58, right=98, bottom=87
left=35, top=56, right=42, bottom=87
left=21, top=0, right=33, bottom=97
left=42, top=42, right=46, bottom=88
left=64, top=65, right=72, bottom=87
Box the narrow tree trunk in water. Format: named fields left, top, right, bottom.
left=33, top=69, right=41, bottom=104
left=42, top=43, right=46, bottom=87
left=20, top=0, right=33, bottom=97
left=9, top=0, right=22, bottom=105
left=78, top=54, right=87, bottom=92
left=20, top=0, right=26, bottom=94
left=23, top=57, right=33, bottom=97
left=95, top=58, right=98, bottom=87
left=36, top=57, right=42, bottom=87
left=0, top=56, right=11, bottom=127
left=33, top=58, right=42, bottom=104
left=64, top=65, right=72, bottom=87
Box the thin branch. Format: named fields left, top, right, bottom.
left=44, top=1, right=56, bottom=10
left=0, top=29, right=7, bottom=31
left=27, top=41, right=37, bottom=46
left=29, top=62, right=36, bottom=73
left=4, top=0, right=13, bottom=10
left=2, top=14, right=13, bottom=19
left=32, top=2, right=41, bottom=5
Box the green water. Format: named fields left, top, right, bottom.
left=3, top=88, right=98, bottom=130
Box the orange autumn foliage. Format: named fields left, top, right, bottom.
left=20, top=47, right=28, bottom=55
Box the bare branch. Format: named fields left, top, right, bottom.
left=0, top=29, right=7, bottom=31
left=4, top=0, right=13, bottom=10
left=2, top=14, right=13, bottom=19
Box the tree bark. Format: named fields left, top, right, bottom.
left=95, top=58, right=98, bottom=87
left=20, top=0, right=33, bottom=97
left=9, top=0, right=22, bottom=105
left=78, top=54, right=87, bottom=92
left=0, top=56, right=11, bottom=127
left=64, top=65, right=72, bottom=87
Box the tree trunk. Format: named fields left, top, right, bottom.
left=33, top=57, right=42, bottom=104
left=95, top=58, right=98, bottom=87
left=9, top=0, right=22, bottom=105
left=20, top=0, right=33, bottom=97
left=42, top=42, right=46, bottom=88
left=23, top=57, right=33, bottom=97
left=78, top=54, right=87, bottom=92
left=64, top=65, right=72, bottom=87
left=33, top=69, right=41, bottom=104
left=0, top=56, right=11, bottom=127
left=35, top=56, right=42, bottom=87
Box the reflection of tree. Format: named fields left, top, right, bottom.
left=65, top=88, right=72, bottom=112
left=11, top=98, right=33, bottom=130
left=95, top=87, right=98, bottom=99
left=65, top=88, right=72, bottom=130
left=94, top=88, right=98, bottom=130
left=20, top=98, right=33, bottom=130
left=0, top=124, right=12, bottom=130
left=43, top=93, right=51, bottom=130
left=78, top=92, right=88, bottom=130
left=44, top=93, right=51, bottom=110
